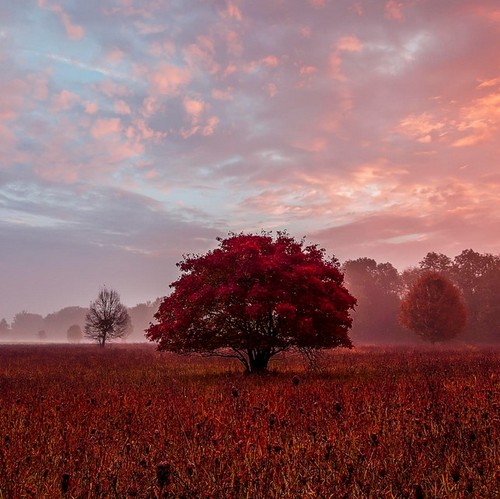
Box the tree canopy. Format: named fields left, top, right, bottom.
left=147, top=232, right=356, bottom=372
left=85, top=288, right=131, bottom=347
left=342, top=258, right=403, bottom=343
left=399, top=272, right=467, bottom=343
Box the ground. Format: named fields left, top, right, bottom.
left=0, top=344, right=497, bottom=498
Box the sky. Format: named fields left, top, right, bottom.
left=1, top=0, right=499, bottom=321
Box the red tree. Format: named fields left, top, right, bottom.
left=399, top=272, right=467, bottom=343
left=147, top=232, right=356, bottom=372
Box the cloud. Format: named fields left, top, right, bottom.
left=384, top=0, right=404, bottom=21
left=114, top=100, right=131, bottom=115
left=37, top=0, right=85, bottom=40
left=90, top=117, right=121, bottom=139
left=51, top=89, right=80, bottom=112
left=453, top=89, right=500, bottom=146
left=219, top=1, right=243, bottom=21
left=0, top=0, right=499, bottom=318
left=149, top=63, right=192, bottom=96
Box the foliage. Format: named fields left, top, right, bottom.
left=44, top=306, right=88, bottom=341
left=10, top=311, right=44, bottom=339
left=342, top=258, right=403, bottom=343
left=147, top=232, right=356, bottom=372
left=405, top=250, right=500, bottom=343
left=419, top=252, right=453, bottom=274
left=451, top=250, right=500, bottom=342
left=400, top=272, right=467, bottom=343
left=127, top=299, right=162, bottom=342
left=0, top=345, right=497, bottom=497
left=84, top=288, right=131, bottom=347
left=67, top=324, right=83, bottom=343
left=0, top=318, right=9, bottom=338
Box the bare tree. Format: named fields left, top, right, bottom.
left=85, top=288, right=131, bottom=347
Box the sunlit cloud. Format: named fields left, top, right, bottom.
left=38, top=0, right=85, bottom=40
left=384, top=0, right=404, bottom=21
left=0, top=0, right=498, bottom=318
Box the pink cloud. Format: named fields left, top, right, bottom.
left=384, top=0, right=404, bottom=21
left=212, top=88, right=233, bottom=100
left=352, top=3, right=364, bottom=16
left=85, top=102, right=98, bottom=114
left=261, top=55, right=279, bottom=67
left=185, top=36, right=219, bottom=74
left=27, top=73, right=49, bottom=101
left=106, top=48, right=125, bottom=62
left=478, top=77, right=500, bottom=88
left=141, top=97, right=163, bottom=118
left=114, top=100, right=131, bottom=115
left=329, top=36, right=363, bottom=80
left=337, top=36, right=363, bottom=53
left=183, top=97, right=205, bottom=118
left=222, top=64, right=238, bottom=78
left=309, top=0, right=327, bottom=9
left=299, top=65, right=318, bottom=76
left=329, top=52, right=345, bottom=81
left=293, top=136, right=327, bottom=153
left=203, top=116, right=219, bottom=136
left=265, top=83, right=277, bottom=97
left=465, top=5, right=500, bottom=22
left=219, top=1, right=243, bottom=21
left=397, top=112, right=446, bottom=143
left=149, top=63, right=192, bottom=95
left=0, top=79, right=28, bottom=119
left=180, top=114, right=219, bottom=139
left=90, top=117, right=121, bottom=139
left=225, top=31, right=242, bottom=56
left=95, top=80, right=131, bottom=98
left=51, top=90, right=80, bottom=112
left=128, top=119, right=166, bottom=142
left=453, top=90, right=500, bottom=147
left=37, top=0, right=84, bottom=40
left=0, top=122, right=17, bottom=158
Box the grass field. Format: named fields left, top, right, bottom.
left=0, top=345, right=498, bottom=498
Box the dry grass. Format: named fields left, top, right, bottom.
left=0, top=344, right=498, bottom=498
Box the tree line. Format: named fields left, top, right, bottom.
left=0, top=298, right=161, bottom=343
left=343, top=249, right=499, bottom=344
left=146, top=233, right=499, bottom=373
left=1, top=245, right=498, bottom=348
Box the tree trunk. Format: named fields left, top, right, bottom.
left=248, top=350, right=271, bottom=373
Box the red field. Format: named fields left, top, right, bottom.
left=0, top=345, right=497, bottom=498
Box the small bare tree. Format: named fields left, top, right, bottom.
left=85, top=288, right=131, bottom=347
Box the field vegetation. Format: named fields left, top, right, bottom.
left=0, top=345, right=497, bottom=498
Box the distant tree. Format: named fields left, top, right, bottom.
left=419, top=252, right=453, bottom=275
left=399, top=272, right=466, bottom=343
left=84, top=288, right=131, bottom=347
left=342, top=258, right=403, bottom=343
left=0, top=318, right=10, bottom=339
left=474, top=264, right=500, bottom=341
left=67, top=324, right=83, bottom=343
left=400, top=266, right=422, bottom=295
left=128, top=299, right=161, bottom=342
left=37, top=330, right=47, bottom=341
left=11, top=311, right=44, bottom=340
left=147, top=232, right=356, bottom=373
left=451, top=249, right=499, bottom=342
left=44, top=307, right=88, bottom=341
